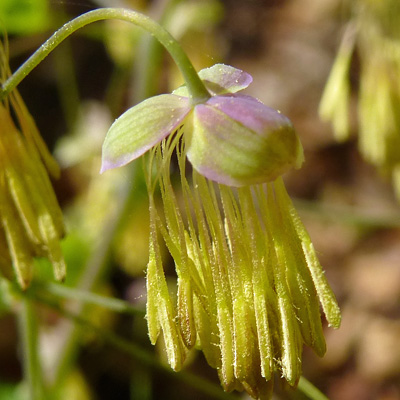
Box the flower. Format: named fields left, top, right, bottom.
left=319, top=0, right=400, bottom=200
left=101, top=64, right=304, bottom=186
left=0, top=40, right=65, bottom=289
left=101, top=64, right=340, bottom=399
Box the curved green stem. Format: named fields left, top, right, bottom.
left=0, top=8, right=210, bottom=104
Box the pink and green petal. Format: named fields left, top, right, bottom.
left=173, top=64, right=252, bottom=97
left=101, top=94, right=190, bottom=172
left=186, top=95, right=303, bottom=186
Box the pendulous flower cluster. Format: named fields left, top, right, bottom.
left=0, top=41, right=65, bottom=289
left=102, top=64, right=341, bottom=399
left=319, top=0, right=400, bottom=200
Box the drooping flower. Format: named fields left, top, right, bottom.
left=101, top=64, right=340, bottom=399
left=319, top=0, right=400, bottom=200
left=0, top=40, right=66, bottom=288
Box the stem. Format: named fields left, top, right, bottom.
left=0, top=8, right=210, bottom=104
left=297, top=376, right=330, bottom=400
left=18, top=298, right=45, bottom=400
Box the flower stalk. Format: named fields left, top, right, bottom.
left=0, top=8, right=210, bottom=104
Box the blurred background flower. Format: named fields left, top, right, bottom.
left=320, top=0, right=400, bottom=201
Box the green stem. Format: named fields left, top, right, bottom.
left=0, top=8, right=210, bottom=104
left=298, top=376, right=330, bottom=400
left=18, top=298, right=45, bottom=400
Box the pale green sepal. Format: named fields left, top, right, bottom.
left=173, top=63, right=252, bottom=97
left=101, top=94, right=190, bottom=173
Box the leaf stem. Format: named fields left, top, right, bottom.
left=0, top=8, right=210, bottom=104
